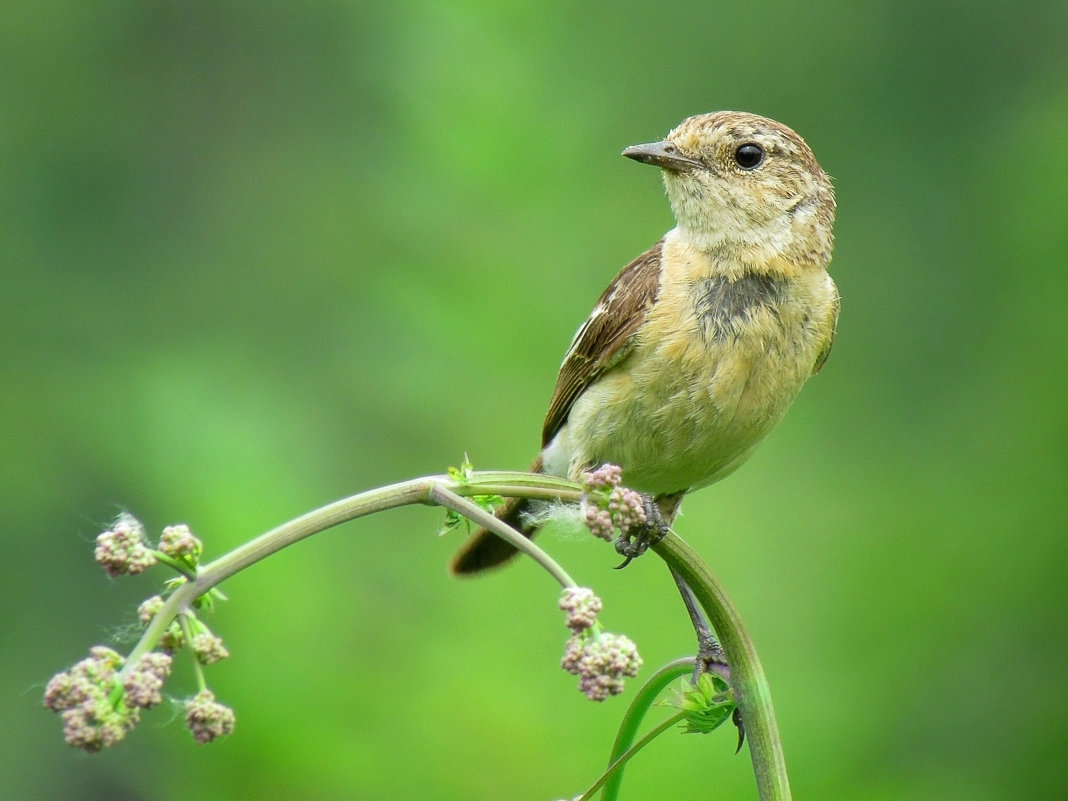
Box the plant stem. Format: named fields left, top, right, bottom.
left=599, top=657, right=695, bottom=801
left=579, top=710, right=687, bottom=801
left=428, top=484, right=577, bottom=587
left=179, top=614, right=209, bottom=692
left=108, top=469, right=789, bottom=801
left=653, top=533, right=791, bottom=801
left=117, top=473, right=583, bottom=680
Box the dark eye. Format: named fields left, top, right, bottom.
left=734, top=143, right=764, bottom=169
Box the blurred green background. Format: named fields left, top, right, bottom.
left=4, top=1, right=1066, bottom=799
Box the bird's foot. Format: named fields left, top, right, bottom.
left=668, top=567, right=744, bottom=751
left=613, top=494, right=671, bottom=568
left=695, top=634, right=743, bottom=751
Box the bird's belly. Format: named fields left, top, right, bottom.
left=549, top=302, right=820, bottom=495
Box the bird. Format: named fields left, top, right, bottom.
left=452, top=111, right=838, bottom=574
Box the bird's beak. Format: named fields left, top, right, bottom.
left=622, top=140, right=702, bottom=172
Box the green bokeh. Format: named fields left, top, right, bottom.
left=5, top=2, right=1066, bottom=799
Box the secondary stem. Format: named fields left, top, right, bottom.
left=599, top=657, right=695, bottom=801
left=581, top=710, right=687, bottom=801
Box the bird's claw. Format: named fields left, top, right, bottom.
left=613, top=494, right=671, bottom=568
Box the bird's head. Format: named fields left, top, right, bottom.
left=623, top=111, right=835, bottom=266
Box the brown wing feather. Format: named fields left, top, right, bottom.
left=451, top=241, right=664, bottom=576
left=541, top=240, right=664, bottom=446
left=812, top=288, right=840, bottom=375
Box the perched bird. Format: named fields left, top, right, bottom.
left=452, top=111, right=838, bottom=574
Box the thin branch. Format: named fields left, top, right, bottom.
left=599, top=657, right=695, bottom=801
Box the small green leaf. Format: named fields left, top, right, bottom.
left=163, top=576, right=188, bottom=593
left=437, top=493, right=502, bottom=536
left=447, top=454, right=475, bottom=483
left=471, top=493, right=504, bottom=513
left=663, top=673, right=736, bottom=735
left=438, top=508, right=466, bottom=536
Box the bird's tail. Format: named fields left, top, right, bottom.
left=450, top=456, right=543, bottom=575
left=449, top=495, right=533, bottom=575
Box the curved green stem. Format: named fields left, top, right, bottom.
left=117, top=473, right=584, bottom=682
left=579, top=710, right=687, bottom=801
left=599, top=658, right=695, bottom=801
left=428, top=484, right=578, bottom=587
left=105, top=468, right=788, bottom=801
left=653, top=533, right=791, bottom=801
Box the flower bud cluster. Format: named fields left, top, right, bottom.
left=94, top=514, right=157, bottom=576
left=579, top=464, right=647, bottom=544
left=192, top=632, right=230, bottom=665
left=94, top=515, right=204, bottom=577
left=184, top=690, right=236, bottom=744
left=561, top=631, right=643, bottom=701
left=559, top=587, right=603, bottom=632
left=159, top=523, right=203, bottom=563
left=47, top=514, right=235, bottom=750
left=583, top=463, right=622, bottom=490
left=582, top=504, right=615, bottom=542
left=121, top=652, right=173, bottom=709
left=608, top=487, right=646, bottom=532
left=43, top=646, right=145, bottom=752
left=558, top=587, right=642, bottom=701
left=44, top=639, right=234, bottom=749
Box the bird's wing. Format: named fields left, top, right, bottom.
left=811, top=283, right=840, bottom=375
left=541, top=240, right=664, bottom=446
